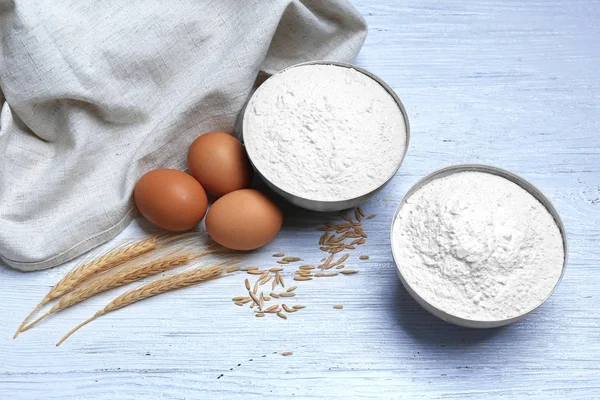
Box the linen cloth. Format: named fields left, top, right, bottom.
left=0, top=0, right=367, bottom=271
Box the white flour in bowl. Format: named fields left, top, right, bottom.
left=392, top=171, right=565, bottom=321
left=243, top=64, right=407, bottom=202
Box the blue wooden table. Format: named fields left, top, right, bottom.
left=1, top=1, right=599, bottom=398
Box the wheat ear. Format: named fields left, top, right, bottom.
left=21, top=248, right=216, bottom=333
left=14, top=235, right=159, bottom=339
left=57, top=262, right=233, bottom=346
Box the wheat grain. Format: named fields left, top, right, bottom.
left=282, top=304, right=295, bottom=313
left=286, top=286, right=297, bottom=292
left=331, top=236, right=345, bottom=244
left=336, top=265, right=345, bottom=269
left=282, top=351, right=293, bottom=356
left=345, top=245, right=356, bottom=250
left=299, top=265, right=315, bottom=270
left=277, top=312, right=287, bottom=320
left=235, top=301, right=244, bottom=306
left=269, top=267, right=284, bottom=272
left=256, top=313, right=265, bottom=317
left=279, top=292, right=295, bottom=298
left=240, top=298, right=252, bottom=304
left=226, top=266, right=241, bottom=273
left=241, top=267, right=258, bottom=271
left=366, top=214, right=376, bottom=219
left=354, top=209, right=362, bottom=222
left=263, top=296, right=271, bottom=301
left=245, top=279, right=251, bottom=290
left=272, top=253, right=285, bottom=257
left=282, top=257, right=302, bottom=262
left=57, top=262, right=228, bottom=346
left=277, top=272, right=285, bottom=288
left=277, top=260, right=289, bottom=265
left=270, top=292, right=280, bottom=298
left=247, top=270, right=265, bottom=275
left=359, top=255, right=369, bottom=260
left=332, top=254, right=349, bottom=267
left=340, top=213, right=353, bottom=223
left=259, top=292, right=264, bottom=311
left=340, top=270, right=358, bottom=275
left=319, top=233, right=327, bottom=245
left=292, top=305, right=306, bottom=310
left=232, top=296, right=246, bottom=301
left=357, top=207, right=365, bottom=217
left=319, top=254, right=334, bottom=269
left=293, top=276, right=312, bottom=281
left=14, top=234, right=160, bottom=338
left=333, top=305, right=344, bottom=309
left=316, top=227, right=332, bottom=232
left=249, top=291, right=260, bottom=305
left=259, top=275, right=272, bottom=286
left=265, top=304, right=280, bottom=313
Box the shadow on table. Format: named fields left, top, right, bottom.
left=390, top=281, right=509, bottom=347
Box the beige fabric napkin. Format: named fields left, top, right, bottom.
left=0, top=0, right=367, bottom=271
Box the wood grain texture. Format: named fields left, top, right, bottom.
left=1, top=0, right=599, bottom=398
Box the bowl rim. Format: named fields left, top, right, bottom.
left=389, top=164, right=568, bottom=328
left=241, top=60, right=411, bottom=206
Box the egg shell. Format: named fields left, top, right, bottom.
left=205, top=189, right=282, bottom=251
left=187, top=131, right=253, bottom=197
left=134, top=168, right=208, bottom=231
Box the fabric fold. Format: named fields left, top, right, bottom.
left=0, top=0, right=367, bottom=271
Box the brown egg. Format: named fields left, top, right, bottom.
left=205, top=189, right=282, bottom=250
left=187, top=131, right=253, bottom=197
left=134, top=169, right=208, bottom=231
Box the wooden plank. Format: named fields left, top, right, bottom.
left=1, top=0, right=600, bottom=398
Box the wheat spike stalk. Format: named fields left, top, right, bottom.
left=21, top=248, right=217, bottom=333
left=57, top=262, right=233, bottom=346
left=13, top=234, right=160, bottom=339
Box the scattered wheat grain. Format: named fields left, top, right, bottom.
left=340, top=270, right=358, bottom=275
left=247, top=270, right=265, bottom=275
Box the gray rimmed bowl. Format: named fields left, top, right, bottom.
left=238, top=61, right=410, bottom=212
left=390, top=164, right=568, bottom=328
